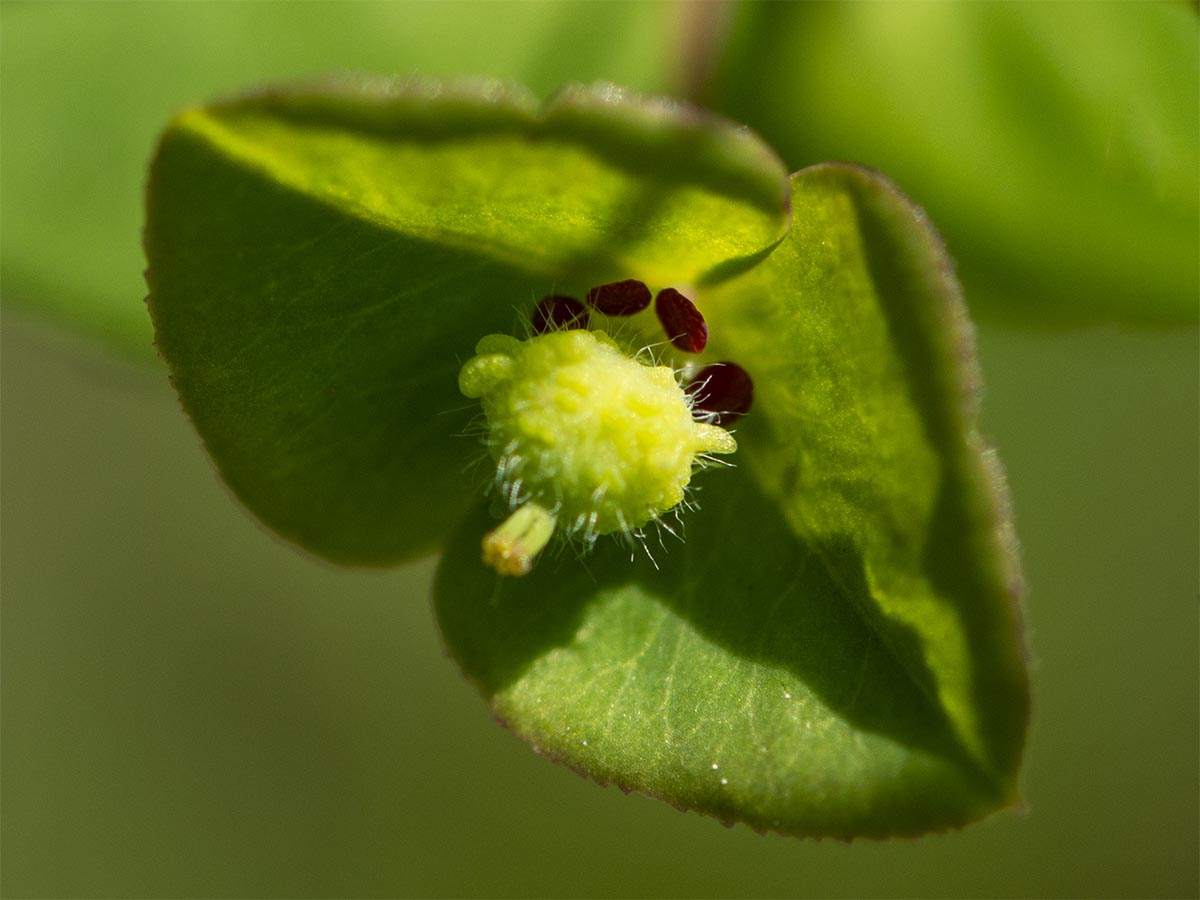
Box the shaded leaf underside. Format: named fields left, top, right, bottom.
left=146, top=78, right=789, bottom=563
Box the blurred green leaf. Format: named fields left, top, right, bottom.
left=144, top=78, right=790, bottom=563
left=710, top=1, right=1199, bottom=326
left=0, top=0, right=677, bottom=355
left=436, top=164, right=1028, bottom=837
left=5, top=310, right=1196, bottom=894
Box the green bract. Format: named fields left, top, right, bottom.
left=144, top=77, right=1029, bottom=838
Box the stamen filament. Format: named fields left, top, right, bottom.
left=482, top=502, right=558, bottom=576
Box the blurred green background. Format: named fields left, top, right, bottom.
left=2, top=2, right=1197, bottom=896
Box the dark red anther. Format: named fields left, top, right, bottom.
left=685, top=362, right=754, bottom=426
left=585, top=279, right=652, bottom=316
left=655, top=288, right=708, bottom=353
left=531, top=295, right=589, bottom=334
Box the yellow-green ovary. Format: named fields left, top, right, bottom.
left=459, top=329, right=736, bottom=536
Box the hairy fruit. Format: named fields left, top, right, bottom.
left=459, top=329, right=737, bottom=574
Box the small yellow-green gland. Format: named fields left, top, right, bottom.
left=459, top=330, right=737, bottom=549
